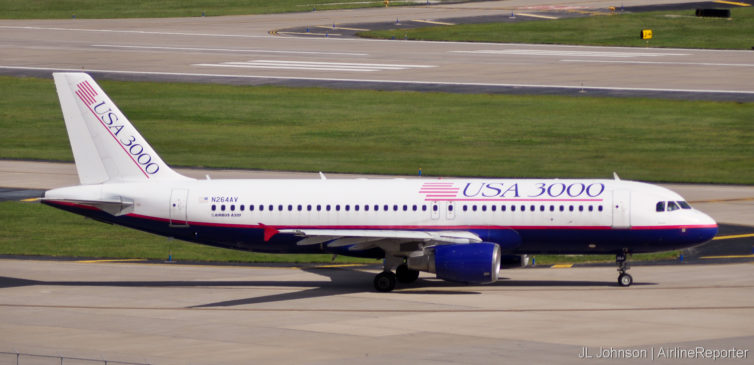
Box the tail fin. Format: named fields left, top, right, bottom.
left=53, top=72, right=188, bottom=184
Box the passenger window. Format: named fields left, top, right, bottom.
left=511, top=205, right=516, bottom=212
left=521, top=205, right=526, bottom=212
left=463, top=205, right=468, bottom=212
left=364, top=205, right=369, bottom=211
left=588, top=206, right=593, bottom=212
left=221, top=205, right=226, bottom=211
left=230, top=205, right=235, bottom=211
left=307, top=205, right=311, bottom=211
left=393, top=205, right=398, bottom=211
left=449, top=205, right=454, bottom=211
left=297, top=205, right=302, bottom=211
left=559, top=205, right=564, bottom=212
left=374, top=205, right=379, bottom=211
left=667, top=201, right=680, bottom=211
left=402, top=205, right=407, bottom=211
left=598, top=205, right=603, bottom=212
left=268, top=204, right=273, bottom=211
left=259, top=205, right=264, bottom=211
left=656, top=201, right=665, bottom=212
left=211, top=205, right=216, bottom=211
left=491, top=205, right=496, bottom=212
left=482, top=205, right=487, bottom=212
left=326, top=205, right=331, bottom=211
left=346, top=205, right=350, bottom=211
left=240, top=205, right=245, bottom=211
left=472, top=205, right=477, bottom=212
left=540, top=205, right=545, bottom=212
left=530, top=205, right=535, bottom=211
left=569, top=206, right=574, bottom=212
left=433, top=205, right=438, bottom=212
left=422, top=205, right=427, bottom=211
left=355, top=205, right=360, bottom=211
left=288, top=205, right=293, bottom=211
left=278, top=204, right=283, bottom=211
left=412, top=205, right=417, bottom=211
left=579, top=206, right=583, bottom=212
left=501, top=205, right=506, bottom=212
left=549, top=205, right=554, bottom=212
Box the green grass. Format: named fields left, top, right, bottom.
left=359, top=7, right=754, bottom=49
left=0, top=201, right=375, bottom=263
left=1, top=76, right=752, bottom=184
left=0, top=0, right=411, bottom=18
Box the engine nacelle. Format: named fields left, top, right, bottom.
left=407, top=243, right=501, bottom=284
left=500, top=254, right=530, bottom=269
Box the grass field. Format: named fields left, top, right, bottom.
left=1, top=76, right=752, bottom=184
left=0, top=201, right=678, bottom=265
left=359, top=7, right=754, bottom=49
left=0, top=0, right=424, bottom=19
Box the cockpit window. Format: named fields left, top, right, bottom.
left=667, top=201, right=680, bottom=211
left=678, top=201, right=692, bottom=209
left=656, top=201, right=665, bottom=212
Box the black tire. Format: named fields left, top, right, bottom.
left=618, top=273, right=633, bottom=287
left=396, top=264, right=420, bottom=284
left=374, top=271, right=397, bottom=292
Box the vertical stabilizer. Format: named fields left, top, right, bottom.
left=53, top=73, right=188, bottom=184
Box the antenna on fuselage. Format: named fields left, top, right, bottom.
left=613, top=172, right=621, bottom=181
left=319, top=172, right=327, bottom=180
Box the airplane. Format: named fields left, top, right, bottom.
left=42, top=72, right=718, bottom=292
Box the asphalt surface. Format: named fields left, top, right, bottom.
left=1, top=259, right=752, bottom=364
left=1, top=0, right=752, bottom=100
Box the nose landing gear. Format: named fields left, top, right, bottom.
left=616, top=251, right=633, bottom=287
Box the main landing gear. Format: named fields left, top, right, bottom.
left=374, top=257, right=420, bottom=292
left=616, top=251, right=633, bottom=287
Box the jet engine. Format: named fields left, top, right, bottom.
left=407, top=242, right=501, bottom=284
left=499, top=254, right=530, bottom=269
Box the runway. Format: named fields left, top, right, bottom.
left=0, top=259, right=752, bottom=364
left=1, top=0, right=753, bottom=100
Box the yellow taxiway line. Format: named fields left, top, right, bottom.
left=713, top=1, right=751, bottom=6
left=713, top=233, right=754, bottom=240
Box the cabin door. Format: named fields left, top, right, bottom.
left=169, top=188, right=189, bottom=227
left=611, top=190, right=631, bottom=229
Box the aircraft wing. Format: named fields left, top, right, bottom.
left=278, top=229, right=482, bottom=252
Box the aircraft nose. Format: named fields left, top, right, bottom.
left=695, top=211, right=718, bottom=242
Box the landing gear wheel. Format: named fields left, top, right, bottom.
left=616, top=251, right=633, bottom=287
left=618, top=273, right=633, bottom=287
left=374, top=271, right=397, bottom=292
left=396, top=264, right=420, bottom=284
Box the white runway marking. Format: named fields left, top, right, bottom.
left=561, top=59, right=754, bottom=68
left=91, top=44, right=367, bottom=57
left=2, top=66, right=753, bottom=95
left=193, top=60, right=436, bottom=72
left=453, top=49, right=689, bottom=58
left=0, top=25, right=270, bottom=39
